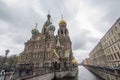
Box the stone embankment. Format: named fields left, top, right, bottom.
left=84, top=65, right=120, bottom=80
left=17, top=67, right=78, bottom=80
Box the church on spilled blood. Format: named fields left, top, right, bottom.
left=18, top=14, right=76, bottom=68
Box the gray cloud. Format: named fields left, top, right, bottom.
left=72, top=30, right=90, bottom=50
left=0, top=1, right=14, bottom=22
left=71, top=26, right=99, bottom=50
left=0, top=0, right=120, bottom=62
left=89, top=0, right=120, bottom=33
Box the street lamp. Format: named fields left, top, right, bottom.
left=0, top=49, right=10, bottom=70
left=3, top=50, right=10, bottom=80
left=5, top=49, right=9, bottom=57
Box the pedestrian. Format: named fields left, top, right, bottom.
left=32, top=67, right=35, bottom=75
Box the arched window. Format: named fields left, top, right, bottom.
left=61, top=29, right=63, bottom=34
left=44, top=28, right=46, bottom=34
left=65, top=29, right=67, bottom=34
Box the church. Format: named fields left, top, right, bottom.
left=18, top=14, right=75, bottom=68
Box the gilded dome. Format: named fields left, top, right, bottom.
left=59, top=19, right=66, bottom=24
left=71, top=59, right=77, bottom=64
left=31, top=28, right=39, bottom=34
left=48, top=24, right=55, bottom=31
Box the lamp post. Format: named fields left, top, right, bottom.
left=5, top=49, right=9, bottom=57
left=1, top=49, right=9, bottom=70
left=3, top=50, right=9, bottom=80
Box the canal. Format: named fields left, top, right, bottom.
left=61, top=66, right=101, bottom=80
left=0, top=66, right=102, bottom=80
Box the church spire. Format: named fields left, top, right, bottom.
left=35, top=22, right=38, bottom=29
left=61, top=14, right=63, bottom=19
left=59, top=14, right=66, bottom=25
left=44, top=13, right=51, bottom=26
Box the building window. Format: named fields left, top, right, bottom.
left=117, top=44, right=120, bottom=49
left=109, top=55, right=112, bottom=60
left=107, top=55, right=109, bottom=60
left=114, top=53, right=118, bottom=59
left=109, top=55, right=111, bottom=60
left=65, top=29, right=67, bottom=34
left=109, top=48, right=111, bottom=53
left=118, top=33, right=120, bottom=37
left=111, top=39, right=113, bottom=43
left=114, top=36, right=116, bottom=41
left=115, top=26, right=117, bottom=30
left=44, top=28, right=46, bottom=34
left=61, top=29, right=63, bottom=34
left=117, top=52, right=120, bottom=59
left=47, top=43, right=50, bottom=47
left=109, top=41, right=111, bottom=45
left=109, top=33, right=111, bottom=37
left=111, top=47, right=114, bottom=52
left=111, top=30, right=114, bottom=34
left=39, top=44, right=41, bottom=47
left=111, top=54, right=114, bottom=60
left=114, top=45, right=117, bottom=51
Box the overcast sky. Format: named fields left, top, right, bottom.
left=0, top=0, right=120, bottom=63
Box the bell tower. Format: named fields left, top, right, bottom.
left=57, top=16, right=71, bottom=51
left=58, top=15, right=69, bottom=36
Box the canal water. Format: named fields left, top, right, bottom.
left=61, top=66, right=101, bottom=80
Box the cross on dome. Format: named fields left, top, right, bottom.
left=35, top=22, right=38, bottom=28
left=59, top=14, right=66, bottom=24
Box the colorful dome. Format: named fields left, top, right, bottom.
left=71, top=59, right=77, bottom=64
left=48, top=24, right=55, bottom=31
left=59, top=19, right=66, bottom=24
left=31, top=28, right=39, bottom=34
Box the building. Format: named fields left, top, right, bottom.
left=89, top=42, right=106, bottom=66
left=86, top=17, right=120, bottom=68
left=82, top=58, right=90, bottom=65
left=100, top=18, right=120, bottom=67
left=17, top=14, right=74, bottom=68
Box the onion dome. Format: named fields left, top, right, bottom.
left=59, top=19, right=66, bottom=25
left=48, top=24, right=55, bottom=31
left=71, top=59, right=77, bottom=64
left=31, top=23, right=39, bottom=34
left=31, top=28, right=39, bottom=34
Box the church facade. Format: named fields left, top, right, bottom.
left=18, top=14, right=74, bottom=68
